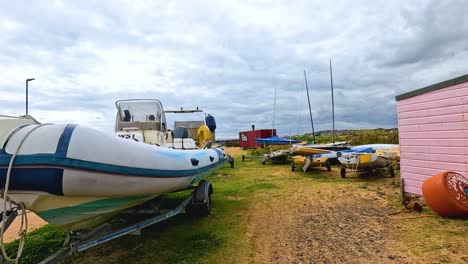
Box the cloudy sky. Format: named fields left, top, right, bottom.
left=1, top=0, right=467, bottom=139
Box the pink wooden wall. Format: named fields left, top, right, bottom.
left=397, top=81, right=468, bottom=196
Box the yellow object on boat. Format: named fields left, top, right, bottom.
left=313, top=155, right=328, bottom=164
left=293, top=155, right=327, bottom=168
left=358, top=153, right=373, bottom=164
left=197, top=125, right=211, bottom=146
left=293, top=156, right=307, bottom=166
left=292, top=147, right=329, bottom=156
left=375, top=145, right=400, bottom=161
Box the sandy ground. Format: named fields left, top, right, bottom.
left=3, top=211, right=46, bottom=243
left=221, top=146, right=245, bottom=157
left=245, top=182, right=414, bottom=263
left=222, top=146, right=468, bottom=264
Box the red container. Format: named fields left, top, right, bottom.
left=239, top=129, right=276, bottom=149
left=422, top=171, right=468, bottom=217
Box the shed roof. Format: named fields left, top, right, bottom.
left=395, top=73, right=468, bottom=101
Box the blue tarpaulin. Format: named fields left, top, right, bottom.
left=255, top=136, right=301, bottom=145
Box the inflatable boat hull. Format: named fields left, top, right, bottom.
left=0, top=119, right=227, bottom=230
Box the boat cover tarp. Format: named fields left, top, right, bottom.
left=342, top=146, right=374, bottom=153
left=255, top=136, right=301, bottom=145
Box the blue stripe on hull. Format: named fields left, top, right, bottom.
left=55, top=124, right=77, bottom=157
left=0, top=168, right=64, bottom=195
left=0, top=155, right=226, bottom=178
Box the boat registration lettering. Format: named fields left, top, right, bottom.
left=118, top=133, right=139, bottom=142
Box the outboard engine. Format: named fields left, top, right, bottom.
left=205, top=114, right=216, bottom=133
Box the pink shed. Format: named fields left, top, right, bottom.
left=396, top=74, right=468, bottom=197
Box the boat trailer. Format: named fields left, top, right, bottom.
left=0, top=180, right=214, bottom=264
left=259, top=149, right=291, bottom=164
left=337, top=152, right=395, bottom=178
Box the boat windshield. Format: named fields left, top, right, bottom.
left=117, top=100, right=163, bottom=122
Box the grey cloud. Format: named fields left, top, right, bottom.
left=1, top=0, right=467, bottom=139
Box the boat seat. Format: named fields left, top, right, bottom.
left=172, top=127, right=190, bottom=139
left=123, top=110, right=131, bottom=122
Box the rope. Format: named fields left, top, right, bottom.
left=1, top=123, right=50, bottom=263
left=386, top=201, right=433, bottom=220
left=386, top=207, right=407, bottom=216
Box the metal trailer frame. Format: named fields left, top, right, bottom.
left=31, top=180, right=214, bottom=264
left=241, top=149, right=291, bottom=164
left=259, top=149, right=291, bottom=164
left=240, top=154, right=263, bottom=162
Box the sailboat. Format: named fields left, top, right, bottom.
left=337, top=145, right=397, bottom=178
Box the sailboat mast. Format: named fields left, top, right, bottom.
left=272, top=87, right=277, bottom=135
left=329, top=60, right=335, bottom=144
left=303, top=70, right=316, bottom=143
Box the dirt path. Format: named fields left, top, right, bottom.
left=210, top=147, right=468, bottom=264
left=246, top=184, right=414, bottom=263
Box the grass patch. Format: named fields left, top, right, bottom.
left=245, top=182, right=279, bottom=192
left=358, top=183, right=369, bottom=189
left=5, top=225, right=66, bottom=264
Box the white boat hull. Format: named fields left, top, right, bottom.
left=0, top=117, right=227, bottom=230
left=338, top=153, right=391, bottom=169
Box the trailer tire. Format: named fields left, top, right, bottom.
left=187, top=180, right=213, bottom=217
left=340, top=167, right=346, bottom=178
left=291, top=162, right=296, bottom=172
left=326, top=161, right=331, bottom=171
left=389, top=165, right=395, bottom=178
left=229, top=157, right=235, bottom=168
left=242, top=155, right=245, bottom=162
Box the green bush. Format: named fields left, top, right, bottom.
left=346, top=129, right=398, bottom=145
left=290, top=129, right=398, bottom=145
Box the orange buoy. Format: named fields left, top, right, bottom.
left=422, top=171, right=468, bottom=217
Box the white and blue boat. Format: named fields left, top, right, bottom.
left=337, top=144, right=397, bottom=178
left=0, top=115, right=227, bottom=231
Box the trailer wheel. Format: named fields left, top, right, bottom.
left=389, top=165, right=395, bottom=178
left=291, top=162, right=296, bottom=172
left=326, top=161, right=331, bottom=171
left=229, top=157, right=235, bottom=168
left=340, top=167, right=346, bottom=178
left=187, top=180, right=213, bottom=217
left=242, top=155, right=245, bottom=162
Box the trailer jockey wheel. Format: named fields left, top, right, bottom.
left=229, top=156, right=235, bottom=168
left=389, top=165, right=395, bottom=178
left=326, top=161, right=331, bottom=171
left=291, top=162, right=296, bottom=172
left=242, top=155, right=245, bottom=162
left=340, top=167, right=346, bottom=178
left=187, top=180, right=213, bottom=217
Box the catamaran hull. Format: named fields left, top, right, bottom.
left=0, top=119, right=227, bottom=230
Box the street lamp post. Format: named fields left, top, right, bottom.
left=26, top=78, right=35, bottom=115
